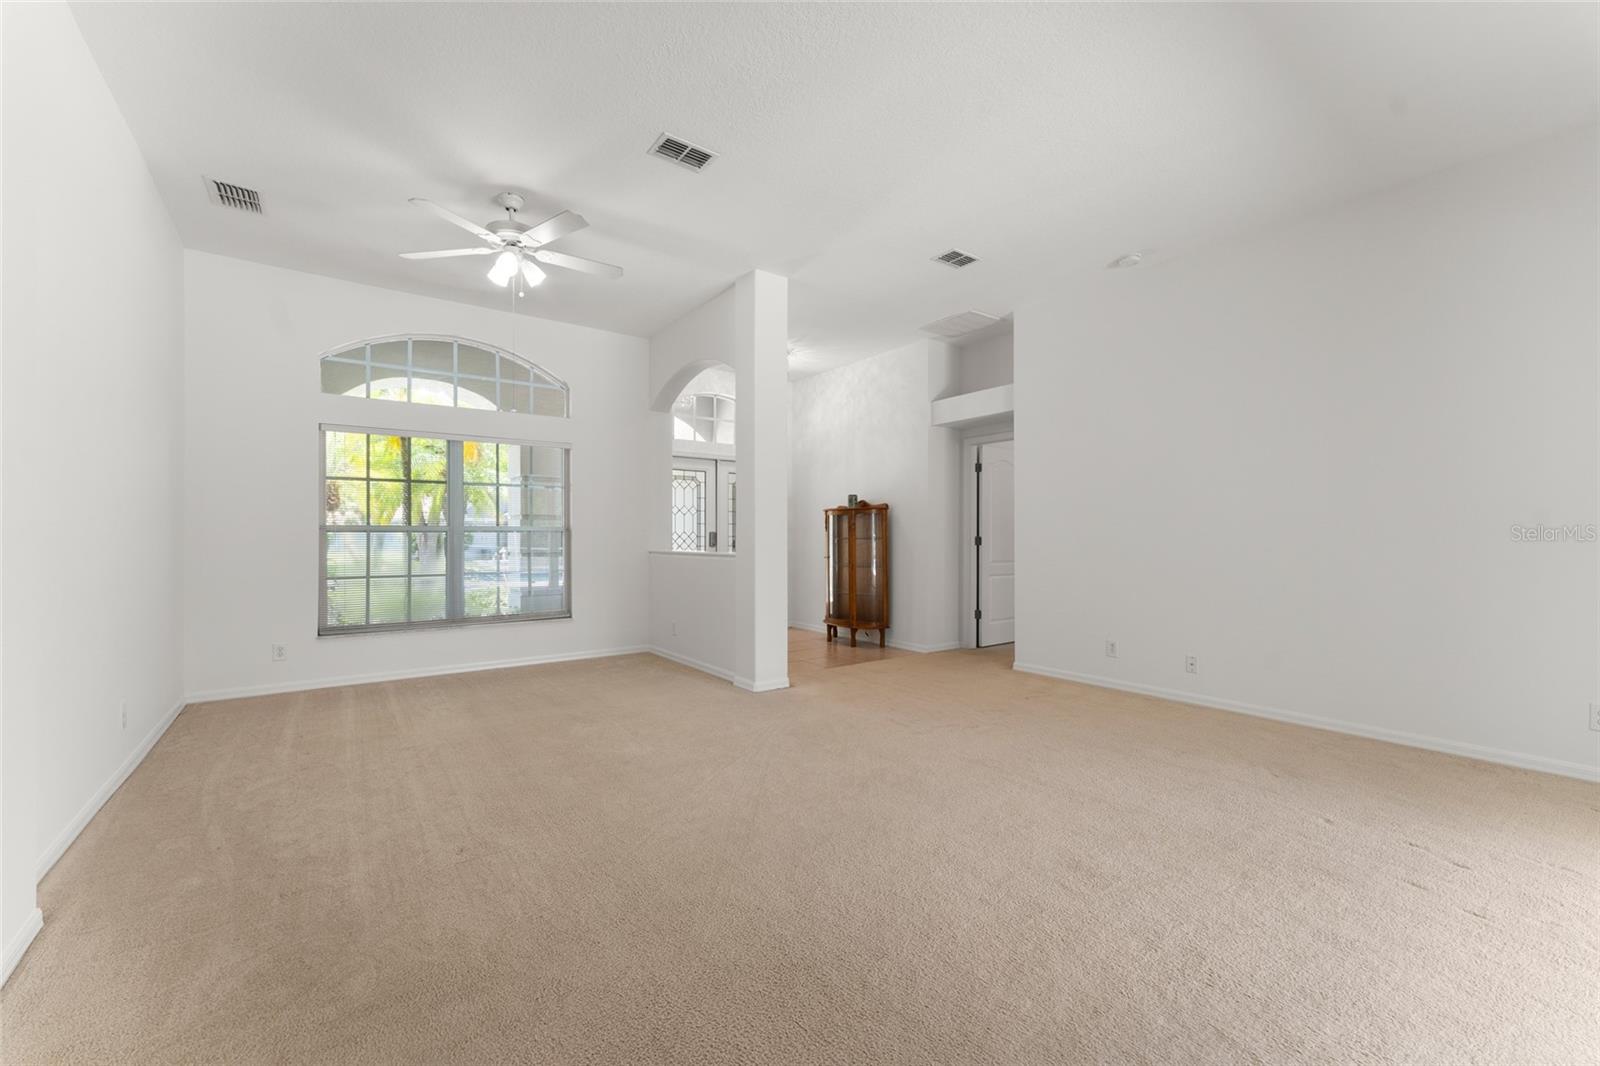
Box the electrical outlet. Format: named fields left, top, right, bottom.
left=1185, top=655, right=1198, bottom=675
left=271, top=644, right=287, bottom=662
left=120, top=700, right=127, bottom=731
left=1105, top=639, right=1118, bottom=659
left=1590, top=702, right=1600, bottom=732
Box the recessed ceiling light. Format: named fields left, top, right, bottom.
left=1107, top=252, right=1145, bottom=269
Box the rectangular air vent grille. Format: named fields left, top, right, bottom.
left=205, top=177, right=263, bottom=213
left=649, top=133, right=718, bottom=171
left=934, top=249, right=978, bottom=268
left=920, top=310, right=1002, bottom=340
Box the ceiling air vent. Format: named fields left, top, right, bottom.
left=649, top=133, right=718, bottom=171
left=934, top=249, right=978, bottom=269
left=920, top=310, right=1002, bottom=340
left=204, top=177, right=263, bottom=213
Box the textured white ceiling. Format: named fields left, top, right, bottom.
left=70, top=2, right=1598, bottom=375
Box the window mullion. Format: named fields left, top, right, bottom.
left=447, top=440, right=465, bottom=620
left=562, top=448, right=571, bottom=610
left=364, top=434, right=373, bottom=625
left=403, top=436, right=413, bottom=623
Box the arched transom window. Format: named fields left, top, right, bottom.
left=320, top=335, right=568, bottom=417
left=673, top=392, right=734, bottom=444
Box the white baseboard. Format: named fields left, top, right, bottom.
left=36, top=696, right=188, bottom=883
left=2, top=908, right=43, bottom=987
left=184, top=645, right=652, bottom=704
left=1012, top=661, right=1600, bottom=783
left=787, top=620, right=959, bottom=654
left=903, top=640, right=963, bottom=653
left=648, top=646, right=736, bottom=683
left=648, top=649, right=788, bottom=692
left=735, top=675, right=790, bottom=693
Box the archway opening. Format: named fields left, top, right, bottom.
left=667, top=364, right=735, bottom=553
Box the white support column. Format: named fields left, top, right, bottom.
left=733, top=271, right=789, bottom=691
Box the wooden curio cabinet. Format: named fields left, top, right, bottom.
left=824, top=501, right=889, bottom=646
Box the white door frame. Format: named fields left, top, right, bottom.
left=960, top=430, right=1015, bottom=648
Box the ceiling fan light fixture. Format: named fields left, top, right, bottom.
left=402, top=194, right=622, bottom=288
left=487, top=249, right=519, bottom=287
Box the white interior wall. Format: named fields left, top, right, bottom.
left=647, top=274, right=789, bottom=690
left=183, top=252, right=652, bottom=699
left=1014, top=126, right=1600, bottom=780
left=0, top=1, right=11, bottom=975
left=649, top=286, right=737, bottom=552
left=677, top=365, right=735, bottom=400
left=732, top=272, right=791, bottom=689
left=955, top=330, right=1014, bottom=394
left=2, top=3, right=185, bottom=972
left=731, top=272, right=791, bottom=690
left=648, top=554, right=738, bottom=680
left=789, top=338, right=962, bottom=652
left=648, top=285, right=739, bottom=677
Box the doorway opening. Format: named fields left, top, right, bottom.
left=963, top=436, right=1015, bottom=648
left=668, top=366, right=736, bottom=553
left=670, top=458, right=735, bottom=552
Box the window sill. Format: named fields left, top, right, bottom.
left=648, top=549, right=736, bottom=558
left=319, top=611, right=573, bottom=637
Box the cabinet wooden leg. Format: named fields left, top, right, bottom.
left=850, top=628, right=857, bottom=647
left=879, top=630, right=886, bottom=648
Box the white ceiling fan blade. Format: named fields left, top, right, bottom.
left=533, top=248, right=623, bottom=279
left=522, top=210, right=588, bottom=247
left=399, top=247, right=495, bottom=260
left=409, top=198, right=497, bottom=242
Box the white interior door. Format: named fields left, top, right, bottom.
left=977, top=441, right=1015, bottom=646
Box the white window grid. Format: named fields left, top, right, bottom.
left=672, top=392, right=734, bottom=444
left=321, top=335, right=570, bottom=417
left=319, top=425, right=572, bottom=635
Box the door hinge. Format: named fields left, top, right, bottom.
left=974, top=534, right=982, bottom=547
left=974, top=461, right=983, bottom=473
left=974, top=609, right=982, bottom=620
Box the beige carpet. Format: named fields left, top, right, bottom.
left=3, top=644, right=1596, bottom=1064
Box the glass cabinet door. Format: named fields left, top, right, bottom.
left=854, top=511, right=882, bottom=625
left=827, top=512, right=851, bottom=620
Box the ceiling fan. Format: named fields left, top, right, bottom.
left=399, top=192, right=623, bottom=289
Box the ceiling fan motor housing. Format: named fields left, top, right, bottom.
left=487, top=218, right=531, bottom=240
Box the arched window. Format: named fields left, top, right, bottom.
left=320, top=335, right=568, bottom=417
left=673, top=392, right=734, bottom=444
